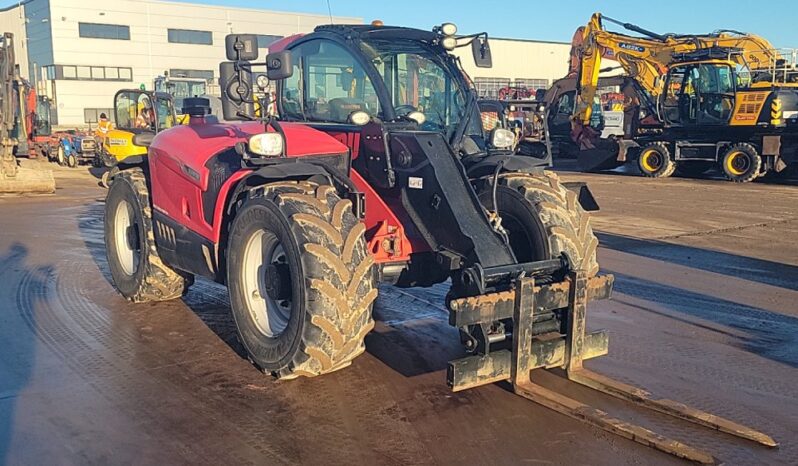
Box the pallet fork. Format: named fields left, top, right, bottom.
left=447, top=269, right=777, bottom=464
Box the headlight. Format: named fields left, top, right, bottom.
left=256, top=74, right=270, bottom=89
left=349, top=110, right=371, bottom=126
left=407, top=111, right=426, bottom=125
left=248, top=133, right=283, bottom=157
left=441, top=23, right=457, bottom=36
left=491, top=128, right=515, bottom=149
left=441, top=36, right=457, bottom=50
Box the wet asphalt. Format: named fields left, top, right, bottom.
left=1, top=159, right=797, bottom=465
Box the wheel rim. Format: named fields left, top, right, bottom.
left=242, top=229, right=292, bottom=338
left=726, top=151, right=750, bottom=176
left=114, top=199, right=140, bottom=276
left=57, top=146, right=64, bottom=164
left=640, top=149, right=663, bottom=173
left=501, top=211, right=541, bottom=263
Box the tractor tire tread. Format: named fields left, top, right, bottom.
left=503, top=171, right=599, bottom=277
left=252, top=181, right=376, bottom=379
left=114, top=168, right=193, bottom=302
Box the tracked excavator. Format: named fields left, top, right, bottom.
left=103, top=24, right=776, bottom=462
left=563, top=13, right=798, bottom=181
left=0, top=33, right=55, bottom=194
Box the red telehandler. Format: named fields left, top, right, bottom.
left=103, top=24, right=775, bottom=463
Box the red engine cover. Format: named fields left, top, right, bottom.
left=148, top=120, right=348, bottom=241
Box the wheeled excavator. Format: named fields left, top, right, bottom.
left=562, top=13, right=798, bottom=181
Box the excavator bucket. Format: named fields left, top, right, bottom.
left=576, top=141, right=625, bottom=172
left=446, top=269, right=777, bottom=464
left=0, top=162, right=55, bottom=194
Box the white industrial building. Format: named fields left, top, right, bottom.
left=0, top=0, right=572, bottom=127
left=1, top=0, right=360, bottom=126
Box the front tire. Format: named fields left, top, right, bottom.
left=478, top=171, right=599, bottom=277
left=637, top=142, right=675, bottom=178
left=721, top=143, right=761, bottom=182
left=226, top=181, right=377, bottom=379
left=67, top=153, right=77, bottom=168
left=104, top=168, right=193, bottom=302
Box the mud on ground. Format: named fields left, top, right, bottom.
left=1, top=160, right=797, bottom=465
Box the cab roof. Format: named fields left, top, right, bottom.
left=314, top=24, right=439, bottom=43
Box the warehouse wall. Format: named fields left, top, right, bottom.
left=27, top=0, right=361, bottom=126
left=454, top=37, right=571, bottom=98
left=0, top=3, right=31, bottom=80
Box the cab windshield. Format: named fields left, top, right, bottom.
left=361, top=39, right=470, bottom=137
left=155, top=79, right=207, bottom=111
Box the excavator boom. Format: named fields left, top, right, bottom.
left=572, top=12, right=783, bottom=125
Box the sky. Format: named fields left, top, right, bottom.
left=2, top=0, right=797, bottom=48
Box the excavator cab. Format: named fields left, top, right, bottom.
left=662, top=59, right=737, bottom=127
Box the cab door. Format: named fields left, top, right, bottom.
left=694, top=63, right=735, bottom=125
left=661, top=65, right=698, bottom=126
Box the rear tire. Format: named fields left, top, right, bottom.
left=226, top=181, right=377, bottom=379
left=721, top=143, right=761, bottom=182
left=637, top=142, right=675, bottom=178
left=56, top=145, right=65, bottom=166
left=104, top=168, right=193, bottom=302
left=479, top=171, right=599, bottom=277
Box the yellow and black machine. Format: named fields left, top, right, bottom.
left=99, top=89, right=177, bottom=186
left=567, top=13, right=798, bottom=181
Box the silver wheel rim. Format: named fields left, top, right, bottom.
left=242, top=229, right=292, bottom=338
left=114, top=199, right=140, bottom=276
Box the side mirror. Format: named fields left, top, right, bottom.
left=265, top=50, right=293, bottom=80
left=219, top=61, right=254, bottom=121
left=225, top=34, right=258, bottom=61
left=472, top=36, right=492, bottom=68
left=132, top=131, right=155, bottom=147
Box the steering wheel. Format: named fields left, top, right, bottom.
left=394, top=105, right=417, bottom=116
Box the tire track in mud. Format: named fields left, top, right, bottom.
left=38, top=203, right=432, bottom=464
left=15, top=248, right=292, bottom=463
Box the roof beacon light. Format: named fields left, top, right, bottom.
left=441, top=22, right=457, bottom=36
left=371, top=19, right=384, bottom=27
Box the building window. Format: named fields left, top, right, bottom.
left=169, top=69, right=214, bottom=81
left=78, top=23, right=130, bottom=40
left=255, top=34, right=283, bottom=48
left=168, top=29, right=213, bottom=45
left=49, top=65, right=133, bottom=82
left=84, top=108, right=115, bottom=124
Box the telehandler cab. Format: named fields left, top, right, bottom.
left=103, top=24, right=775, bottom=463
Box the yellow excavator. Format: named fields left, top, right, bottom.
left=567, top=13, right=798, bottom=181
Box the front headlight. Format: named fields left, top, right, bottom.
left=248, top=133, right=283, bottom=157
left=491, top=128, right=515, bottom=149
left=441, top=36, right=457, bottom=51
left=441, top=23, right=457, bottom=36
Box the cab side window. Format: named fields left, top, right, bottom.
left=280, top=39, right=380, bottom=124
